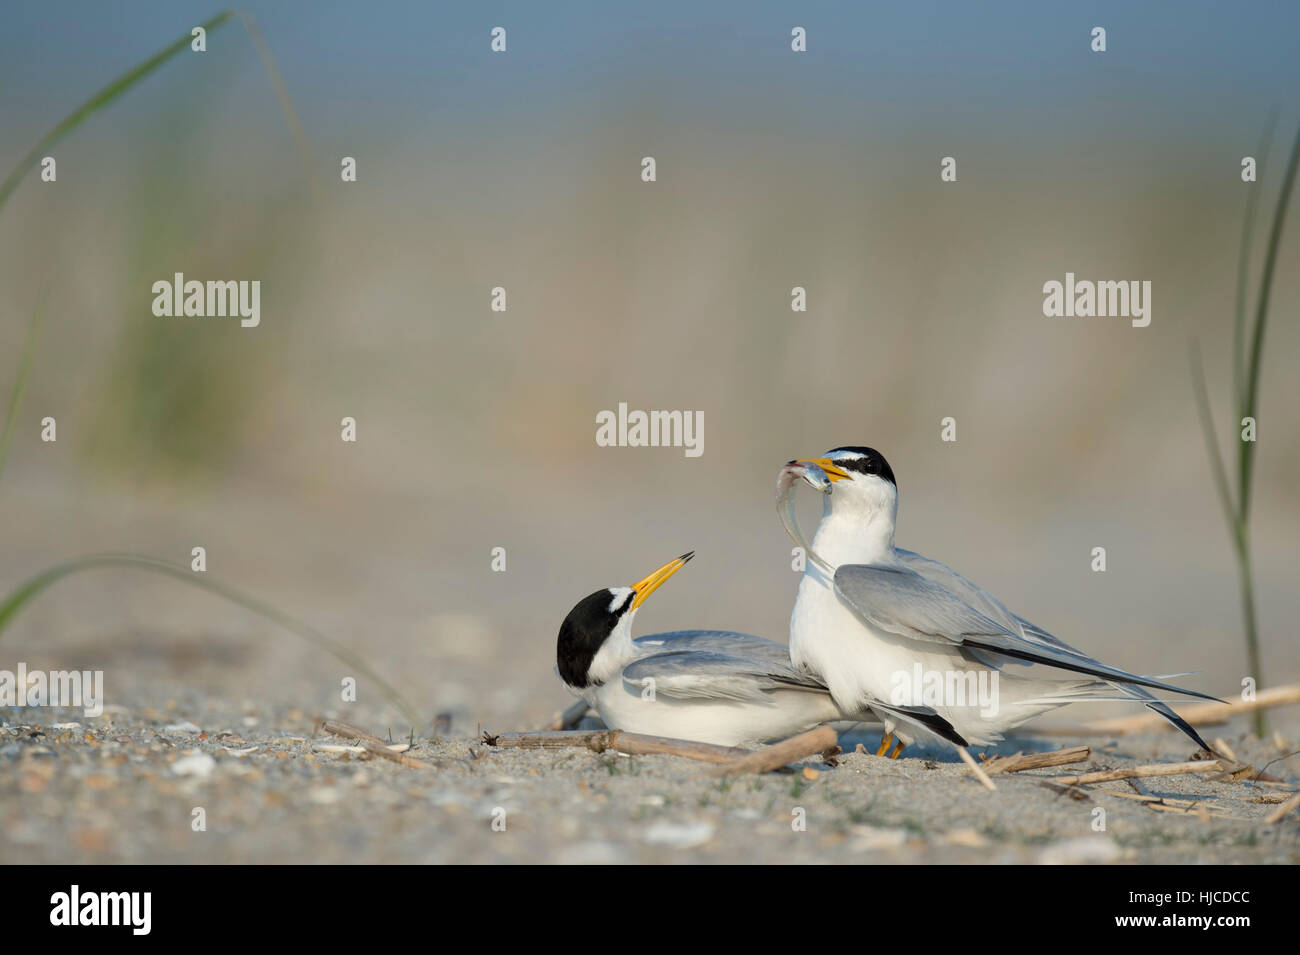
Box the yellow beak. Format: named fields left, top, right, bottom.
left=629, top=552, right=694, bottom=610
left=792, top=457, right=852, bottom=481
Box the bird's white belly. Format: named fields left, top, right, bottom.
left=591, top=680, right=840, bottom=748
left=791, top=572, right=899, bottom=707
left=791, top=570, right=1003, bottom=744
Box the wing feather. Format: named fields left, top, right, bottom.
left=833, top=562, right=1218, bottom=702
left=622, top=646, right=828, bottom=703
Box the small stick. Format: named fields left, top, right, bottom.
left=1048, top=760, right=1224, bottom=786
left=315, top=719, right=431, bottom=768
left=1126, top=776, right=1160, bottom=800
left=956, top=746, right=997, bottom=791
left=1067, top=683, right=1300, bottom=735
left=1098, top=788, right=1247, bottom=820
left=357, top=738, right=433, bottom=769
left=709, top=726, right=838, bottom=777
left=492, top=730, right=750, bottom=764
left=537, top=700, right=592, bottom=732
left=315, top=718, right=385, bottom=744
left=980, top=745, right=1090, bottom=776
left=1249, top=792, right=1294, bottom=805
left=1264, top=790, right=1300, bottom=824
left=1103, top=787, right=1197, bottom=806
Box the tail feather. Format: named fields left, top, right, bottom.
left=970, top=639, right=1225, bottom=704
left=1111, top=681, right=1212, bottom=752
left=1016, top=681, right=1212, bottom=752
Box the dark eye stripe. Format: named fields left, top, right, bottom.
left=826, top=446, right=897, bottom=488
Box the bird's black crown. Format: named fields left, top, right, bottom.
left=556, top=588, right=628, bottom=688
left=826, top=446, right=896, bottom=488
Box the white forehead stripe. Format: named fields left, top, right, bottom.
left=607, top=587, right=633, bottom=613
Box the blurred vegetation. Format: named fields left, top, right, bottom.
left=0, top=11, right=421, bottom=729
left=1191, top=117, right=1300, bottom=735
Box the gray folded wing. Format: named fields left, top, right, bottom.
left=896, top=549, right=1080, bottom=656
left=623, top=631, right=828, bottom=703
left=832, top=562, right=1217, bottom=702
left=634, top=630, right=805, bottom=672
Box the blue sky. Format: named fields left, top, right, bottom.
left=3, top=1, right=1297, bottom=151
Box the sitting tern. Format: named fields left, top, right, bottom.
left=780, top=447, right=1218, bottom=756
left=556, top=552, right=847, bottom=747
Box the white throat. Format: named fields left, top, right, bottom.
left=587, top=608, right=638, bottom=686
left=810, top=484, right=898, bottom=569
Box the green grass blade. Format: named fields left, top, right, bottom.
left=0, top=298, right=46, bottom=484
left=1189, top=342, right=1241, bottom=552
left=1233, top=112, right=1276, bottom=413
left=238, top=12, right=323, bottom=205
left=0, top=16, right=399, bottom=731
left=0, top=553, right=422, bottom=729
left=0, top=11, right=235, bottom=215
left=1239, top=120, right=1300, bottom=524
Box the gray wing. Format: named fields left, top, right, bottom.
left=894, top=551, right=1216, bottom=748
left=832, top=563, right=1010, bottom=644
left=623, top=632, right=827, bottom=703
left=832, top=562, right=1218, bottom=702
left=634, top=630, right=802, bottom=673
left=895, top=549, right=1082, bottom=657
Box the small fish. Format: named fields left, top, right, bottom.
left=786, top=460, right=833, bottom=493
left=775, top=462, right=834, bottom=574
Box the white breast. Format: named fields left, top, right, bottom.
left=591, top=679, right=841, bottom=748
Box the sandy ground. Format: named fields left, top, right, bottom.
left=3, top=690, right=1297, bottom=865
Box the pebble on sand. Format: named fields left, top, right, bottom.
left=643, top=821, right=715, bottom=849
left=170, top=752, right=217, bottom=778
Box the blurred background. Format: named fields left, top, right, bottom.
left=1, top=1, right=1297, bottom=733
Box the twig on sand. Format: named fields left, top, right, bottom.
left=709, top=726, right=838, bottom=777
left=1123, top=779, right=1213, bottom=821
left=355, top=738, right=434, bottom=769
left=537, top=701, right=592, bottom=732
left=1038, top=780, right=1091, bottom=801
left=1030, top=683, right=1300, bottom=736
left=979, top=745, right=1090, bottom=776
left=490, top=729, right=751, bottom=764
left=1264, top=790, right=1300, bottom=824
left=314, top=718, right=434, bottom=769
left=1047, top=760, right=1225, bottom=787
left=1101, top=781, right=1257, bottom=822
left=314, top=718, right=384, bottom=743
left=956, top=747, right=997, bottom=791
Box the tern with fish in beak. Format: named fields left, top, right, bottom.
left=780, top=447, right=1219, bottom=758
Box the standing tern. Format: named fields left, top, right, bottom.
left=556, top=551, right=848, bottom=747
left=780, top=447, right=1218, bottom=756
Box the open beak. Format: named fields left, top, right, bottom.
left=629, top=551, right=694, bottom=610
left=789, top=457, right=851, bottom=482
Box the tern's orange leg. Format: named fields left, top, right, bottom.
left=875, top=732, right=894, bottom=757
left=888, top=740, right=905, bottom=759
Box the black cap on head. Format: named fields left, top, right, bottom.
left=826, top=446, right=896, bottom=488
left=556, top=588, right=628, bottom=688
